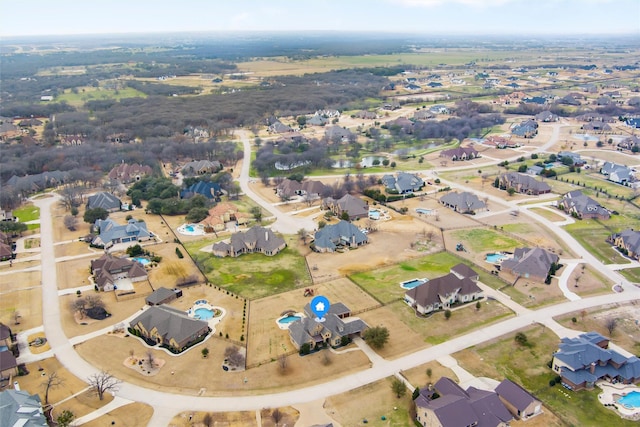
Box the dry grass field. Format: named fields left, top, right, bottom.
left=18, top=357, right=89, bottom=407
left=0, top=269, right=40, bottom=293
left=56, top=257, right=93, bottom=290
left=0, top=287, right=42, bottom=333
left=401, top=361, right=457, bottom=389
left=83, top=402, right=154, bottom=427
left=358, top=305, right=427, bottom=359
left=170, top=410, right=257, bottom=427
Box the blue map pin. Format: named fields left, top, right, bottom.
left=310, top=295, right=330, bottom=322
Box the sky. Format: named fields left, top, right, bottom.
left=1, top=0, right=639, bottom=38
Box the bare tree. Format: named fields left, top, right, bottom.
left=41, top=371, right=64, bottom=405
left=271, top=408, right=283, bottom=427
left=224, top=345, right=245, bottom=368
left=12, top=310, right=20, bottom=325
left=84, top=295, right=104, bottom=310
left=278, top=354, right=288, bottom=373
left=604, top=317, right=617, bottom=336
left=88, top=371, right=121, bottom=400
left=297, top=228, right=308, bottom=244
left=302, top=193, right=315, bottom=207
left=70, top=298, right=87, bottom=319
left=63, top=215, right=78, bottom=231
left=202, top=413, right=213, bottom=427
left=146, top=350, right=155, bottom=370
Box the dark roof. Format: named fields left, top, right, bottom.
left=450, top=263, right=478, bottom=279
left=0, top=349, right=17, bottom=371
left=130, top=305, right=208, bottom=346
left=313, top=220, right=368, bottom=252
left=495, top=379, right=538, bottom=411
left=180, top=181, right=221, bottom=199
left=86, top=192, right=121, bottom=211
left=145, top=287, right=177, bottom=305
left=406, top=273, right=482, bottom=308
left=440, top=191, right=486, bottom=212
left=0, top=324, right=11, bottom=341
left=501, top=247, right=558, bottom=279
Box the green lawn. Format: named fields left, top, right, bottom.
left=618, top=267, right=640, bottom=283
left=564, top=217, right=637, bottom=265
left=451, top=228, right=520, bottom=253
left=455, top=326, right=638, bottom=427
left=13, top=206, right=40, bottom=222
left=55, top=86, right=147, bottom=107
left=556, top=172, right=635, bottom=199
left=184, top=238, right=311, bottom=300
left=349, top=251, right=461, bottom=303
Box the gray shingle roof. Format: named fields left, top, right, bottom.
left=130, top=305, right=208, bottom=348
left=501, top=247, right=558, bottom=279
left=86, top=192, right=121, bottom=211
left=405, top=273, right=481, bottom=309
left=440, top=191, right=486, bottom=212
left=313, top=220, right=368, bottom=252
left=0, top=389, right=48, bottom=427
left=495, top=379, right=538, bottom=412
left=145, top=287, right=177, bottom=305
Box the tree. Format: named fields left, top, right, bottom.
left=297, top=228, right=308, bottom=244
left=63, top=215, right=78, bottom=231
left=42, top=371, right=63, bottom=405
left=83, top=207, right=108, bottom=224
left=362, top=326, right=389, bottom=349
left=444, top=309, right=452, bottom=320
left=426, top=368, right=432, bottom=380
left=88, top=371, right=121, bottom=400
left=202, top=413, right=213, bottom=427
left=186, top=207, right=209, bottom=223
left=201, top=347, right=209, bottom=358
left=391, top=377, right=407, bottom=398
left=271, top=408, right=283, bottom=426
left=278, top=354, right=288, bottom=373
left=475, top=301, right=481, bottom=311
left=605, top=317, right=617, bottom=336
left=56, top=410, right=75, bottom=427
left=250, top=206, right=263, bottom=223
left=146, top=350, right=155, bottom=370
left=514, top=332, right=529, bottom=347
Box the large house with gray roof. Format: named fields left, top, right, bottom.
left=600, top=161, right=634, bottom=185
left=382, top=172, right=424, bottom=194
left=312, top=220, right=368, bottom=253
left=500, top=247, right=559, bottom=282
left=86, top=192, right=122, bottom=213
left=559, top=190, right=609, bottom=220
left=181, top=160, right=222, bottom=176
left=552, top=331, right=640, bottom=391
left=276, top=178, right=330, bottom=200
left=92, top=218, right=153, bottom=248
left=498, top=172, right=551, bottom=195
left=90, top=253, right=148, bottom=291
left=404, top=263, right=483, bottom=315
left=212, top=226, right=286, bottom=258
left=495, top=379, right=542, bottom=420
left=440, top=191, right=486, bottom=214
left=0, top=389, right=48, bottom=427
left=415, top=376, right=512, bottom=427
left=130, top=305, right=210, bottom=353
left=439, top=146, right=479, bottom=161
left=608, top=228, right=640, bottom=260
left=322, top=194, right=368, bottom=220
left=288, top=302, right=368, bottom=351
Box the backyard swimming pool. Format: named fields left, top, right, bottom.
left=369, top=209, right=380, bottom=220
left=401, top=278, right=428, bottom=289
left=132, top=257, right=150, bottom=266
left=177, top=223, right=206, bottom=236
left=619, top=391, right=640, bottom=409
left=485, top=253, right=508, bottom=263
left=194, top=307, right=214, bottom=320
left=416, top=208, right=434, bottom=215
left=276, top=312, right=304, bottom=329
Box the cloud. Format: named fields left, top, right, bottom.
left=390, top=0, right=516, bottom=7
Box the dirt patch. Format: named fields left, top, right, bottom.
left=260, top=406, right=300, bottom=427
left=0, top=270, right=41, bottom=293
left=124, top=355, right=166, bottom=376
left=26, top=332, right=50, bottom=354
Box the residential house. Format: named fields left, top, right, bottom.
left=440, top=191, right=487, bottom=214
left=511, top=120, right=538, bottom=138
left=322, top=194, right=368, bottom=220
left=552, top=331, right=640, bottom=391
left=0, top=323, right=13, bottom=348
left=484, top=135, right=518, bottom=149
left=86, top=192, right=122, bottom=213
left=90, top=253, right=148, bottom=291
left=0, top=350, right=18, bottom=379
left=405, top=83, right=421, bottom=91
left=559, top=190, right=610, bottom=220
left=413, top=110, right=435, bottom=120
left=582, top=122, right=611, bottom=132
left=429, top=105, right=450, bottom=114
left=382, top=102, right=401, bottom=110
left=313, top=220, right=368, bottom=253
left=212, top=226, right=286, bottom=258
left=499, top=172, right=551, bottom=195
left=0, top=389, right=48, bottom=426
left=535, top=111, right=559, bottom=122
left=181, top=160, right=222, bottom=176
left=288, top=302, right=368, bottom=351
left=315, top=109, right=340, bottom=118
left=501, top=247, right=559, bottom=282
left=414, top=377, right=512, bottom=427
left=522, top=96, right=548, bottom=105
left=625, top=118, right=640, bottom=129
left=440, top=146, right=479, bottom=161
left=558, top=94, right=581, bottom=106
left=108, top=163, right=152, bottom=183
left=608, top=229, right=640, bottom=260
left=7, top=171, right=70, bottom=194
left=427, top=81, right=443, bottom=88
left=199, top=202, right=249, bottom=232
left=0, top=242, right=12, bottom=261
left=527, top=165, right=544, bottom=176
left=600, top=162, right=634, bottom=185
left=355, top=110, right=378, bottom=120
left=557, top=151, right=584, bottom=166
left=381, top=172, right=425, bottom=194
left=385, top=117, right=414, bottom=134
left=92, top=218, right=153, bottom=248
left=276, top=179, right=330, bottom=200
left=495, top=379, right=542, bottom=420
left=145, top=287, right=182, bottom=306
left=130, top=305, right=210, bottom=352
left=324, top=126, right=353, bottom=142
left=617, top=135, right=640, bottom=151
left=306, top=114, right=328, bottom=126
left=268, top=120, right=294, bottom=134
left=404, top=264, right=483, bottom=315
left=180, top=181, right=222, bottom=200
left=59, top=134, right=85, bottom=145
left=0, top=121, right=20, bottom=142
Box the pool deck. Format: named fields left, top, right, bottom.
left=597, top=380, right=640, bottom=420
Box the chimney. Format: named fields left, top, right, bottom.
left=590, top=362, right=596, bottom=374
left=265, top=231, right=269, bottom=241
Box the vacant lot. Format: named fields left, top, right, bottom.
left=0, top=270, right=40, bottom=293
left=455, top=325, right=637, bottom=427
left=0, top=287, right=42, bottom=333
left=401, top=360, right=457, bottom=389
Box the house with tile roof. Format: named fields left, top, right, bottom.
left=495, top=379, right=542, bottom=420
left=288, top=302, right=368, bottom=351
left=381, top=172, right=425, bottom=194
left=552, top=331, right=640, bottom=391
left=414, top=376, right=512, bottom=427
left=608, top=229, right=640, bottom=260
left=200, top=202, right=249, bottom=232
left=0, top=389, right=48, bottom=427
left=557, top=151, right=585, bottom=166
left=559, top=190, right=610, bottom=220
left=440, top=146, right=479, bottom=161
left=181, top=160, right=222, bottom=176
left=86, top=192, right=122, bottom=213
left=404, top=264, right=483, bottom=315
left=130, top=305, right=210, bottom=353
left=92, top=218, right=153, bottom=248
left=212, top=226, right=286, bottom=258
left=440, top=191, right=486, bottom=214
left=322, top=194, right=368, bottom=220
left=90, top=253, right=148, bottom=291
left=312, top=220, right=368, bottom=253
left=499, top=172, right=551, bottom=195
left=500, top=247, right=559, bottom=282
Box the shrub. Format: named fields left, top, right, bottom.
left=175, top=247, right=184, bottom=258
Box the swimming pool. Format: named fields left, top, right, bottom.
left=401, top=278, right=428, bottom=289
left=194, top=307, right=214, bottom=320
left=132, top=257, right=150, bottom=266
left=619, top=391, right=640, bottom=409
left=369, top=209, right=380, bottom=220
left=485, top=253, right=507, bottom=263
left=185, top=224, right=195, bottom=232
left=416, top=208, right=433, bottom=215
left=278, top=315, right=301, bottom=325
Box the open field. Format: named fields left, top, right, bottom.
left=619, top=267, right=640, bottom=283
left=0, top=270, right=40, bottom=293
left=13, top=204, right=40, bottom=222
left=455, top=324, right=637, bottom=427
left=83, top=402, right=154, bottom=427
left=55, top=86, right=147, bottom=107
left=170, top=410, right=257, bottom=427
left=0, top=287, right=42, bottom=333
